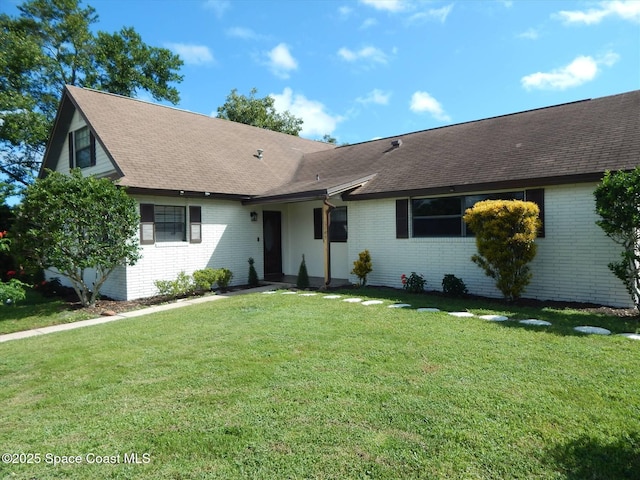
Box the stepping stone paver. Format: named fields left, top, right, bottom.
left=388, top=303, right=411, bottom=308
left=299, top=293, right=318, bottom=296
left=343, top=298, right=363, bottom=303
left=619, top=333, right=640, bottom=340
left=281, top=291, right=297, bottom=295
left=574, top=326, right=611, bottom=335
left=518, top=319, right=552, bottom=326
left=361, top=300, right=384, bottom=306
left=417, top=308, right=440, bottom=312
left=449, top=311, right=474, bottom=317
left=479, top=314, right=509, bottom=321
left=323, top=295, right=341, bottom=299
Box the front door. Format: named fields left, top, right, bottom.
left=263, top=211, right=283, bottom=281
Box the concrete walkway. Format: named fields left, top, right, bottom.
left=0, top=284, right=280, bottom=344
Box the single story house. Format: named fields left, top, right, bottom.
left=41, top=86, right=639, bottom=307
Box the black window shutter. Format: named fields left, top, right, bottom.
left=313, top=208, right=322, bottom=239
left=68, top=132, right=74, bottom=169
left=189, top=206, right=202, bottom=243
left=189, top=206, right=202, bottom=223
left=526, top=189, right=545, bottom=238
left=89, top=132, right=96, bottom=166
left=140, top=204, right=155, bottom=222
left=139, top=203, right=155, bottom=245
left=396, top=199, right=409, bottom=238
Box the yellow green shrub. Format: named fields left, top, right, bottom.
left=463, top=200, right=541, bottom=301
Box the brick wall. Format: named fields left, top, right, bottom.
left=347, top=184, right=631, bottom=307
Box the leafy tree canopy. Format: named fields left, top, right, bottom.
left=216, top=88, right=303, bottom=136
left=0, top=0, right=184, bottom=188
left=13, top=169, right=141, bottom=306
left=594, top=167, right=640, bottom=310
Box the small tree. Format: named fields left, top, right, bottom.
left=351, top=249, right=373, bottom=287
left=248, top=257, right=259, bottom=288
left=13, top=169, right=141, bottom=306
left=594, top=168, right=640, bottom=311
left=463, top=200, right=540, bottom=301
left=297, top=254, right=310, bottom=289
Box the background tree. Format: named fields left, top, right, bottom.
left=217, top=88, right=303, bottom=136
left=594, top=167, right=640, bottom=311
left=463, top=200, right=541, bottom=301
left=13, top=169, right=141, bottom=307
left=0, top=0, right=183, bottom=189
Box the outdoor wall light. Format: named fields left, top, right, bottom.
left=250, top=211, right=258, bottom=222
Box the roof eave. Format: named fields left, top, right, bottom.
left=344, top=172, right=608, bottom=200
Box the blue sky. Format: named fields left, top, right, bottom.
left=3, top=0, right=640, bottom=144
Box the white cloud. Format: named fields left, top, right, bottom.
left=359, top=0, right=408, bottom=12
left=556, top=0, right=640, bottom=24
left=338, top=5, right=353, bottom=17
left=267, top=43, right=298, bottom=79
left=357, top=89, right=391, bottom=105
left=518, top=28, right=539, bottom=40
left=409, top=4, right=454, bottom=23
left=226, top=27, right=263, bottom=40
left=409, top=91, right=451, bottom=122
left=338, top=46, right=389, bottom=64
left=165, top=43, right=214, bottom=65
left=360, top=18, right=378, bottom=29
left=521, top=53, right=619, bottom=90
left=203, top=0, right=230, bottom=18
left=270, top=87, right=343, bottom=137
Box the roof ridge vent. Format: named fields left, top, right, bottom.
left=391, top=139, right=402, bottom=148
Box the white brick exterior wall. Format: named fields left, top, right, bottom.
left=118, top=196, right=265, bottom=300
left=346, top=184, right=632, bottom=308
left=283, top=199, right=349, bottom=280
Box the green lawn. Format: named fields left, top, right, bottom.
left=0, top=289, right=638, bottom=479
left=0, top=289, right=95, bottom=335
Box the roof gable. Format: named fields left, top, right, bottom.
left=45, top=86, right=335, bottom=196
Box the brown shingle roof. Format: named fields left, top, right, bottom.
left=45, top=88, right=639, bottom=201
left=46, top=86, right=334, bottom=196
left=290, top=90, right=640, bottom=200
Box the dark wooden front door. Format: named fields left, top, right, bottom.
left=263, top=211, right=283, bottom=281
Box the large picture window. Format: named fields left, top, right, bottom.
left=411, top=191, right=526, bottom=237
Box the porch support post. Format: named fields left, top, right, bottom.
left=322, top=197, right=335, bottom=289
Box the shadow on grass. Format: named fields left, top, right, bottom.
left=1, top=289, right=70, bottom=318
left=547, top=432, right=640, bottom=479
left=332, top=287, right=639, bottom=336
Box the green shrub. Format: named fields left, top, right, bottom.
left=193, top=268, right=219, bottom=291
left=351, top=249, right=373, bottom=287
left=442, top=274, right=468, bottom=296
left=0, top=278, right=27, bottom=306
left=463, top=200, right=540, bottom=301
left=154, top=271, right=196, bottom=298
left=248, top=257, right=259, bottom=288
left=297, top=255, right=310, bottom=290
left=216, top=268, right=233, bottom=291
left=402, top=272, right=425, bottom=293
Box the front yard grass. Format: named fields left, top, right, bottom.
left=0, top=289, right=638, bottom=479
left=0, top=288, right=95, bottom=334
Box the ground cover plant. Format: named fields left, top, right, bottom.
left=0, top=289, right=638, bottom=479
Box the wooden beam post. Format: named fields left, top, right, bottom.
left=322, top=198, right=335, bottom=289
